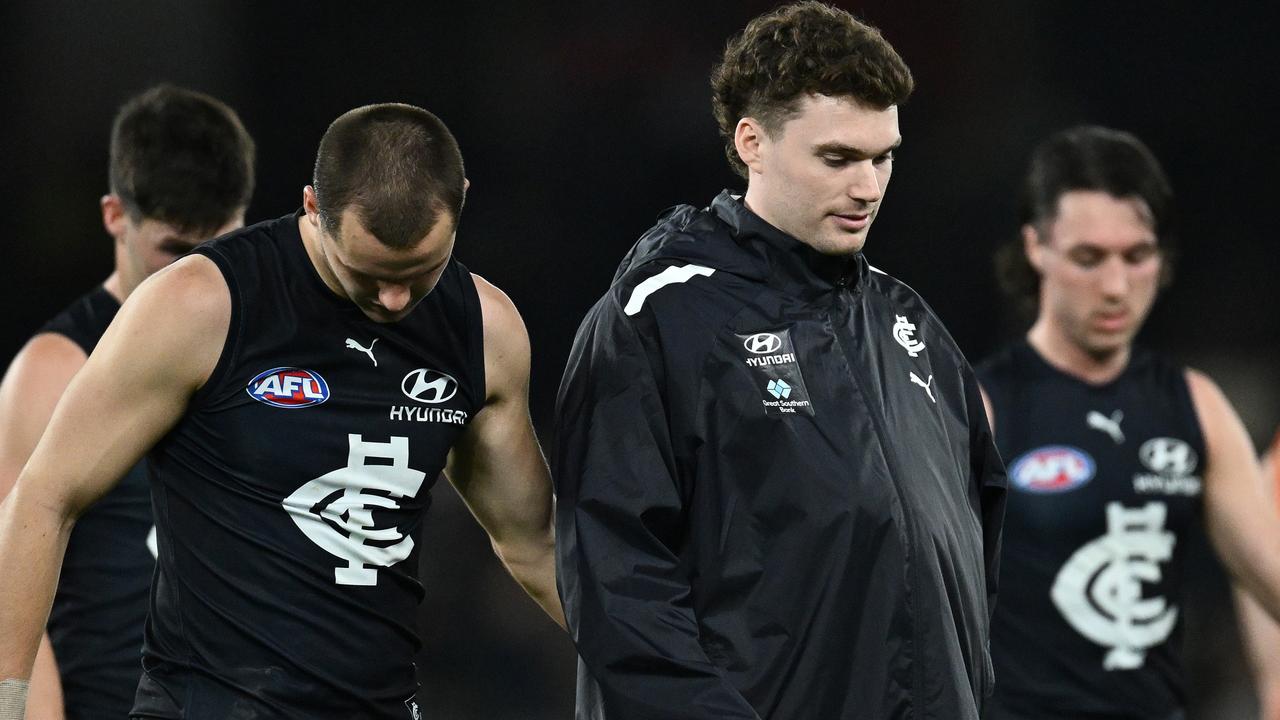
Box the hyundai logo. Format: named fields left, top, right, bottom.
left=402, top=368, right=459, bottom=404
left=1139, top=437, right=1198, bottom=477
left=743, top=332, right=782, bottom=354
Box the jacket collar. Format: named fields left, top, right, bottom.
left=710, top=190, right=866, bottom=297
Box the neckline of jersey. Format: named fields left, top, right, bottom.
left=1018, top=339, right=1149, bottom=393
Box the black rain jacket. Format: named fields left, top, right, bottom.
left=554, top=192, right=1007, bottom=720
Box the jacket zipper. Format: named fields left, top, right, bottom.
left=828, top=283, right=926, bottom=719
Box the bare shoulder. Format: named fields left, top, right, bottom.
left=130, top=253, right=230, bottom=322
left=1184, top=367, right=1258, bottom=463
left=5, top=333, right=88, bottom=388
left=471, top=273, right=532, bottom=400
left=101, top=254, right=231, bottom=390
left=1184, top=367, right=1234, bottom=424
left=0, top=332, right=88, bottom=424
left=0, top=333, right=89, bottom=494
left=472, top=273, right=530, bottom=355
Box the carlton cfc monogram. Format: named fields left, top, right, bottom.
left=282, top=434, right=427, bottom=586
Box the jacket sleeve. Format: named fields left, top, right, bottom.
left=553, top=295, right=760, bottom=720
left=966, top=370, right=1008, bottom=615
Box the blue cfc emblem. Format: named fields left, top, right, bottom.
left=1009, top=445, right=1096, bottom=493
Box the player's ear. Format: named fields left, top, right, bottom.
left=734, top=117, right=767, bottom=175
left=1022, top=223, right=1046, bottom=273
left=101, top=194, right=128, bottom=241
left=302, top=185, right=321, bottom=228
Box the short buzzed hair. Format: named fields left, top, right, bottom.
left=109, top=84, right=256, bottom=235
left=312, top=104, right=466, bottom=249
left=711, top=1, right=914, bottom=178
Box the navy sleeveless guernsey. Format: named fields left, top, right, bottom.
left=131, top=211, right=485, bottom=719
left=40, top=287, right=154, bottom=719
left=978, top=341, right=1205, bottom=720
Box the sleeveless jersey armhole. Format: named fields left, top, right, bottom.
left=1170, top=362, right=1208, bottom=478
left=188, top=246, right=243, bottom=410
left=1271, top=430, right=1280, bottom=511
left=459, top=264, right=487, bottom=412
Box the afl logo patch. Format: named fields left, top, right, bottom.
left=402, top=368, right=459, bottom=404
left=247, top=367, right=330, bottom=408
left=1010, top=445, right=1096, bottom=493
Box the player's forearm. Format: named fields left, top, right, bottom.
left=1209, top=513, right=1280, bottom=623
left=1262, top=687, right=1280, bottom=720
left=492, top=531, right=566, bottom=629
left=25, top=634, right=64, bottom=720
left=0, top=488, right=73, bottom=682
left=1238, top=588, right=1280, bottom=720
left=1256, top=673, right=1280, bottom=720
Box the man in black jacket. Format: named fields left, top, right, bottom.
left=553, top=3, right=1007, bottom=719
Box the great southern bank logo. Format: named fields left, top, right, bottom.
left=766, top=379, right=791, bottom=399
left=1010, top=445, right=1096, bottom=493
left=246, top=367, right=330, bottom=408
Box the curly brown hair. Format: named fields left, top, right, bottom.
left=710, top=1, right=914, bottom=178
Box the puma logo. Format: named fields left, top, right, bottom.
left=1087, top=409, right=1125, bottom=444
left=909, top=372, right=936, bottom=403
left=345, top=338, right=378, bottom=367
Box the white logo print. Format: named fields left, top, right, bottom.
left=1087, top=409, right=1125, bottom=444
left=283, top=434, right=427, bottom=586
left=893, top=315, right=925, bottom=357
left=743, top=333, right=782, bottom=354
left=1051, top=502, right=1177, bottom=670
left=146, top=525, right=158, bottom=560
left=345, top=337, right=378, bottom=367
left=1139, top=438, right=1198, bottom=477
left=909, top=372, right=935, bottom=403
left=402, top=368, right=458, bottom=404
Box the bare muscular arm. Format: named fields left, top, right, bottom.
left=1191, top=370, right=1280, bottom=624
left=0, top=256, right=229, bottom=697
left=1236, top=448, right=1280, bottom=720
left=0, top=333, right=87, bottom=718
left=444, top=275, right=564, bottom=629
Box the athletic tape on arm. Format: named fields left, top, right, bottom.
left=0, top=679, right=28, bottom=720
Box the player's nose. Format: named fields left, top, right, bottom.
left=1098, top=256, right=1130, bottom=297
left=376, top=282, right=412, bottom=313
left=846, top=159, right=883, bottom=204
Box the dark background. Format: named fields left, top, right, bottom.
left=2, top=2, right=1276, bottom=718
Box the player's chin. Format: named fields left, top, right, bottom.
left=816, top=227, right=870, bottom=256
left=361, top=306, right=410, bottom=324
left=1083, top=330, right=1132, bottom=357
